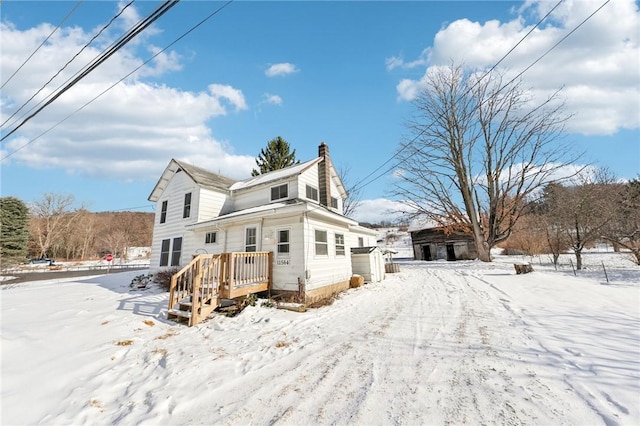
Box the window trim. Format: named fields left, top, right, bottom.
left=315, top=229, right=328, bottom=256
left=270, top=184, right=288, bottom=201
left=335, top=233, right=345, bottom=256
left=183, top=192, right=192, bottom=219
left=160, top=200, right=168, bottom=224
left=205, top=231, right=217, bottom=244
left=358, top=237, right=364, bottom=248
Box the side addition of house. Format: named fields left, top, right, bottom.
left=148, top=143, right=378, bottom=315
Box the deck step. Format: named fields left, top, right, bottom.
left=168, top=308, right=191, bottom=319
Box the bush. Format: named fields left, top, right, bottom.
left=130, top=273, right=153, bottom=289
left=154, top=267, right=180, bottom=291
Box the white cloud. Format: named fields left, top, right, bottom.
left=0, top=6, right=255, bottom=182
left=262, top=93, right=283, bottom=106
left=350, top=198, right=414, bottom=224
left=265, top=63, right=299, bottom=77
left=385, top=48, right=429, bottom=71
left=394, top=0, right=640, bottom=136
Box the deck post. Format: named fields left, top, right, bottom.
left=191, top=257, right=203, bottom=326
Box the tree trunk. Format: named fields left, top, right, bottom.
left=575, top=249, right=583, bottom=270
left=552, top=252, right=560, bottom=266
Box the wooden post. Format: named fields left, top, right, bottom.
left=191, top=258, right=203, bottom=326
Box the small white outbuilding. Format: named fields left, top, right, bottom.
left=350, top=246, right=385, bottom=283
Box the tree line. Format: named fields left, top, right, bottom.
left=504, top=174, right=640, bottom=268
left=1, top=193, right=154, bottom=267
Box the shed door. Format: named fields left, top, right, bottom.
left=422, top=245, right=432, bottom=261
left=446, top=243, right=456, bottom=261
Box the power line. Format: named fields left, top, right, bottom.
left=0, top=0, right=84, bottom=91
left=1, top=0, right=180, bottom=143
left=1, top=0, right=135, bottom=130
left=350, top=0, right=609, bottom=195
left=2, top=0, right=234, bottom=160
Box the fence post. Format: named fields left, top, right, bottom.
left=602, top=261, right=609, bottom=283
left=569, top=259, right=576, bottom=276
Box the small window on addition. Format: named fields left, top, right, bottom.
left=205, top=231, right=217, bottom=244
left=277, top=229, right=290, bottom=254
left=335, top=233, right=345, bottom=256
left=315, top=230, right=328, bottom=256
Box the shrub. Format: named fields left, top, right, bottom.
left=130, top=273, right=153, bottom=289
left=154, top=267, right=180, bottom=291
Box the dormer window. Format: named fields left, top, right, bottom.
left=271, top=184, right=288, bottom=201
left=306, top=185, right=319, bottom=202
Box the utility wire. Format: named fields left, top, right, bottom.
left=1, top=0, right=179, bottom=143
left=0, top=0, right=84, bottom=91
left=349, top=0, right=609, bottom=195
left=1, top=0, right=135, bottom=130
left=2, top=0, right=234, bottom=160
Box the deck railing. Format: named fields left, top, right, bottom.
left=168, top=251, right=272, bottom=325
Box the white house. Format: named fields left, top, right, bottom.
left=148, top=143, right=378, bottom=304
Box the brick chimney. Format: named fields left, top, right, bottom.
left=318, top=142, right=331, bottom=207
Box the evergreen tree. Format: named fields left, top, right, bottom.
left=0, top=196, right=30, bottom=264
left=251, top=136, right=300, bottom=176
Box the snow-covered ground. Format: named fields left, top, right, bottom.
left=1, top=253, right=638, bottom=425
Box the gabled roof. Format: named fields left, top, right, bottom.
left=148, top=159, right=237, bottom=202
left=229, top=158, right=321, bottom=191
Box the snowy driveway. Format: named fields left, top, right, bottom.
left=2, top=258, right=639, bottom=425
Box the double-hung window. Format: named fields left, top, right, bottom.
left=277, top=229, right=290, bottom=255
left=315, top=230, right=328, bottom=256
left=271, top=184, right=288, bottom=201
left=159, top=239, right=170, bottom=266
left=245, top=227, right=257, bottom=252
left=171, top=237, right=182, bottom=266
left=183, top=193, right=192, bottom=218
left=331, top=197, right=339, bottom=209
left=160, top=200, right=168, bottom=224
left=335, top=233, right=345, bottom=256
left=306, top=185, right=318, bottom=202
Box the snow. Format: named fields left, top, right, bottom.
left=1, top=253, right=639, bottom=425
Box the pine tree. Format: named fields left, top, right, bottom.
left=0, top=196, right=30, bottom=264
left=251, top=136, right=300, bottom=176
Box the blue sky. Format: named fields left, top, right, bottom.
left=1, top=0, right=638, bottom=223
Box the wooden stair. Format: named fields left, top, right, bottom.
left=166, top=252, right=272, bottom=326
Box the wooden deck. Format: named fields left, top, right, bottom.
left=167, top=251, right=272, bottom=326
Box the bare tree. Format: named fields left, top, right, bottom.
left=539, top=170, right=618, bottom=270
left=29, top=193, right=81, bottom=258
left=337, top=164, right=363, bottom=218
left=602, top=178, right=640, bottom=265
left=393, top=63, right=578, bottom=261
